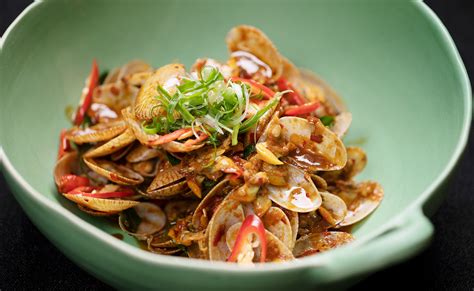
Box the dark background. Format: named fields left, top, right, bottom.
left=1, top=0, right=472, bottom=290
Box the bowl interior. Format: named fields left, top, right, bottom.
left=1, top=0, right=469, bottom=251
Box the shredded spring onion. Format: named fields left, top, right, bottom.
left=142, top=66, right=280, bottom=145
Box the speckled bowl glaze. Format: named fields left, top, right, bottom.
left=1, top=0, right=471, bottom=290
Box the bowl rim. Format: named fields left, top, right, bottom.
left=0, top=0, right=472, bottom=278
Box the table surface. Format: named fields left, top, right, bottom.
left=1, top=0, right=473, bottom=290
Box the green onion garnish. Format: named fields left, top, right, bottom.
left=243, top=144, right=256, bottom=159
left=320, top=116, right=335, bottom=127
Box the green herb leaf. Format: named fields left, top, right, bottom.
left=243, top=144, right=256, bottom=159
left=240, top=96, right=280, bottom=133
left=231, top=124, right=240, bottom=146
left=320, top=116, right=335, bottom=127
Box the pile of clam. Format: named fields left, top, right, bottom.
left=54, top=25, right=383, bottom=263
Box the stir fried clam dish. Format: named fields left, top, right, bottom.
left=54, top=25, right=383, bottom=264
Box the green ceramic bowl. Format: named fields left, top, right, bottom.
left=1, top=0, right=471, bottom=289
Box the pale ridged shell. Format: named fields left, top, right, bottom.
left=119, top=202, right=166, bottom=240
left=126, top=144, right=163, bottom=163
left=66, top=120, right=127, bottom=144
left=226, top=25, right=283, bottom=81
left=208, top=199, right=245, bottom=261
left=337, top=181, right=383, bottom=227
left=147, top=164, right=184, bottom=191
left=265, top=164, right=321, bottom=213
left=226, top=222, right=295, bottom=263
left=63, top=194, right=139, bottom=213
left=293, top=231, right=354, bottom=258
left=319, top=191, right=347, bottom=226
left=134, top=64, right=185, bottom=121
left=83, top=157, right=144, bottom=185
left=84, top=128, right=136, bottom=158
left=262, top=207, right=293, bottom=249
left=279, top=116, right=347, bottom=171
left=54, top=151, right=80, bottom=187
left=192, top=178, right=230, bottom=230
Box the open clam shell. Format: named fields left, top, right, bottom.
left=119, top=202, right=167, bottom=240
left=262, top=207, right=293, bottom=250
left=144, top=164, right=188, bottom=198
left=318, top=191, right=348, bottom=226
left=83, top=157, right=144, bottom=185
left=63, top=194, right=139, bottom=213
left=335, top=181, right=384, bottom=227
left=208, top=199, right=245, bottom=261
left=320, top=146, right=367, bottom=182
left=192, top=178, right=231, bottom=230
left=293, top=231, right=354, bottom=258
left=226, top=25, right=283, bottom=81
left=54, top=151, right=80, bottom=187
left=279, top=116, right=347, bottom=171
left=66, top=120, right=127, bottom=144
left=226, top=222, right=295, bottom=263
left=265, top=164, right=322, bottom=213
left=126, top=144, right=164, bottom=163
left=84, top=128, right=136, bottom=158
left=134, top=63, right=186, bottom=121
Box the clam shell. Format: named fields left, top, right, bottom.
left=63, top=194, right=139, bottom=213
left=319, top=191, right=348, bottom=226
left=66, top=120, right=127, bottom=144
left=265, top=164, right=322, bottom=213
left=83, top=157, right=144, bottom=185
left=134, top=64, right=185, bottom=121
left=226, top=222, right=294, bottom=263
left=226, top=25, right=283, bottom=81
left=293, top=231, right=354, bottom=258
left=208, top=199, right=245, bottom=261
left=280, top=116, right=347, bottom=171
left=84, top=128, right=136, bottom=158
left=262, top=207, right=293, bottom=249
left=337, top=181, right=384, bottom=227
left=119, top=202, right=166, bottom=240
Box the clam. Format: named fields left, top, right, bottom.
left=208, top=198, right=245, bottom=261
left=192, top=178, right=231, bottom=230
left=279, top=116, right=347, bottom=171
left=226, top=25, right=283, bottom=81
left=83, top=157, right=144, bottom=185
left=66, top=120, right=127, bottom=144
left=84, top=128, right=136, bottom=158
left=318, top=191, right=348, bottom=226
left=126, top=144, right=164, bottom=163
left=281, top=208, right=299, bottom=250
left=293, top=231, right=354, bottom=258
left=144, top=164, right=188, bottom=198
left=331, top=112, right=352, bottom=138
left=63, top=193, right=139, bottom=214
left=104, top=60, right=152, bottom=84
left=54, top=151, right=80, bottom=187
left=299, top=68, right=347, bottom=114
left=130, top=160, right=159, bottom=177
left=119, top=202, right=167, bottom=240
left=333, top=181, right=384, bottom=227
left=265, top=163, right=322, bottom=213
left=92, top=82, right=139, bottom=113
left=123, top=106, right=205, bottom=152
left=320, top=146, right=367, bottom=182
left=134, top=63, right=186, bottom=121
left=226, top=222, right=294, bottom=263
left=262, top=207, right=293, bottom=249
